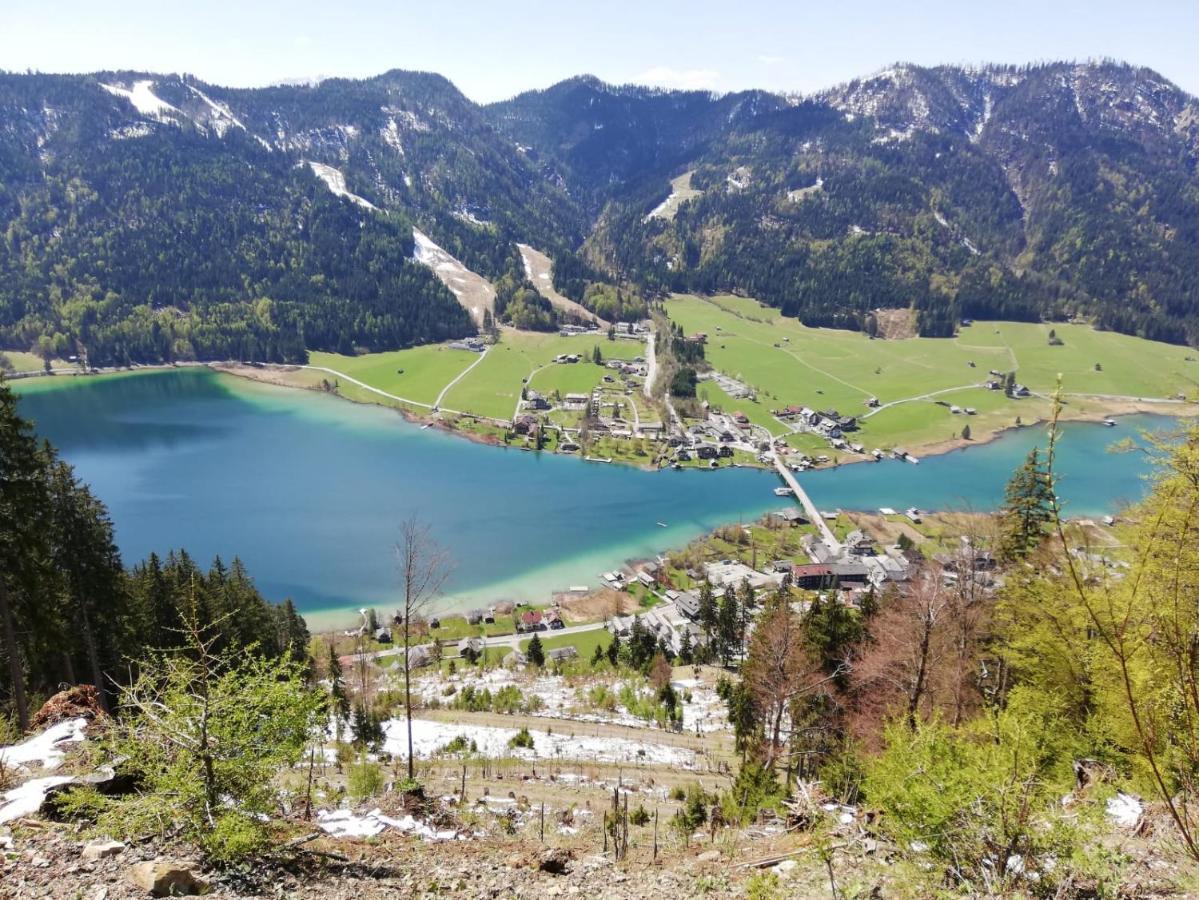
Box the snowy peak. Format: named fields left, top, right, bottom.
left=818, top=62, right=1198, bottom=156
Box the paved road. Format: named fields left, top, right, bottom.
left=346, top=619, right=609, bottom=664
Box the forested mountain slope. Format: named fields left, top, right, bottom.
left=0, top=70, right=580, bottom=364
left=2, top=61, right=1198, bottom=364
left=494, top=62, right=1199, bottom=343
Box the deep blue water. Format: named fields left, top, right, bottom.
left=13, top=369, right=1177, bottom=625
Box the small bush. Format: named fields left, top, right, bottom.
left=347, top=758, right=385, bottom=800
left=441, top=735, right=477, bottom=755
left=508, top=727, right=535, bottom=750
left=630, top=803, right=651, bottom=826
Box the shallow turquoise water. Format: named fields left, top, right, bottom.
left=12, top=369, right=1179, bottom=626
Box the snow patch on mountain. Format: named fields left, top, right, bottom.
left=100, top=80, right=179, bottom=119
left=381, top=118, right=405, bottom=155
left=186, top=85, right=245, bottom=137
left=307, top=162, right=379, bottom=210
left=413, top=229, right=495, bottom=325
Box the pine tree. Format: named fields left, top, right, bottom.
left=717, top=586, right=740, bottom=666
left=607, top=633, right=621, bottom=667
left=327, top=641, right=350, bottom=734
left=527, top=633, right=546, bottom=667
left=999, top=447, right=1055, bottom=560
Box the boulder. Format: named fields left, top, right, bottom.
left=82, top=838, right=125, bottom=861
left=696, top=849, right=721, bottom=863
left=537, top=847, right=575, bottom=875
left=127, top=860, right=209, bottom=896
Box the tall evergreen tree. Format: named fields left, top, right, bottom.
left=999, top=448, right=1055, bottom=560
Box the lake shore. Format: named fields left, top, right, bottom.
left=209, top=360, right=1198, bottom=473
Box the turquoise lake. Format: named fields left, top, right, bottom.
left=13, top=369, right=1180, bottom=628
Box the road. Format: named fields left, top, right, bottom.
left=346, top=619, right=609, bottom=664
left=771, top=451, right=842, bottom=552
left=433, top=348, right=489, bottom=410
left=643, top=332, right=657, bottom=399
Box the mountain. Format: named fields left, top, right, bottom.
left=486, top=76, right=789, bottom=213
left=1, top=61, right=1198, bottom=365
left=550, top=62, right=1199, bottom=342
left=0, top=69, right=580, bottom=364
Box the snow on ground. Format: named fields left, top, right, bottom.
left=186, top=85, right=245, bottom=137
left=415, top=669, right=728, bottom=734
left=0, top=775, right=75, bottom=824
left=316, top=807, right=460, bottom=841
left=1107, top=792, right=1143, bottom=828
left=307, top=162, right=379, bottom=211
left=383, top=717, right=700, bottom=769
left=381, top=118, right=405, bottom=154
left=101, top=81, right=179, bottom=119
left=0, top=717, right=87, bottom=773
left=412, top=229, right=494, bottom=324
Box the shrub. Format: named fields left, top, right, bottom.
left=441, top=735, right=478, bottom=755
left=87, top=626, right=326, bottom=863
left=629, top=803, right=651, bottom=826
left=508, top=727, right=535, bottom=750
left=347, top=758, right=385, bottom=800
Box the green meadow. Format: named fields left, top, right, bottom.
left=308, top=345, right=479, bottom=406
left=666, top=294, right=1199, bottom=449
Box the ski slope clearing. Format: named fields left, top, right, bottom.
left=100, top=80, right=179, bottom=119
left=645, top=170, right=702, bottom=221
left=307, top=162, right=378, bottom=210
left=186, top=84, right=246, bottom=137
left=412, top=229, right=496, bottom=326
left=517, top=244, right=606, bottom=326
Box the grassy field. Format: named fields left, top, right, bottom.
left=308, top=346, right=479, bottom=406
left=520, top=627, right=611, bottom=661
left=442, top=330, right=640, bottom=420
left=2, top=351, right=78, bottom=374
left=666, top=294, right=1199, bottom=450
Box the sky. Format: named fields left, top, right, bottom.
left=3, top=0, right=1198, bottom=102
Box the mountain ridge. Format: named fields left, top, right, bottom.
left=2, top=59, right=1198, bottom=365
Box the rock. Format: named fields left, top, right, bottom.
left=538, top=847, right=575, bottom=875
left=505, top=852, right=526, bottom=869
left=696, top=849, right=721, bottom=863
left=127, top=860, right=209, bottom=896
left=773, top=859, right=798, bottom=880
left=82, top=839, right=125, bottom=861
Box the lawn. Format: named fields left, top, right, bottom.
left=666, top=294, right=1199, bottom=450
left=1, top=351, right=78, bottom=374
left=442, top=330, right=641, bottom=420
left=520, top=627, right=611, bottom=662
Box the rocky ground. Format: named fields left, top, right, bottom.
left=1, top=824, right=839, bottom=898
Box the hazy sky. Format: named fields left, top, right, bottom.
left=4, top=0, right=1197, bottom=102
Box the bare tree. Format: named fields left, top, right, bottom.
left=851, top=569, right=954, bottom=739
left=395, top=516, right=452, bottom=780
left=743, top=592, right=837, bottom=769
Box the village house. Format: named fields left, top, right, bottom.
left=790, top=563, right=835, bottom=590
left=457, top=637, right=484, bottom=659
left=519, top=610, right=544, bottom=632
left=548, top=646, right=579, bottom=662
